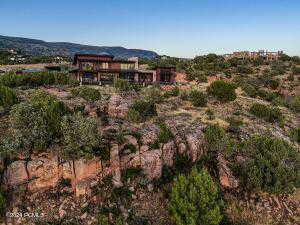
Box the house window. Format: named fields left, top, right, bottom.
left=121, top=63, right=135, bottom=70
left=160, top=72, right=171, bottom=83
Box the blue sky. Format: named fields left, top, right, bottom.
left=1, top=0, right=299, bottom=57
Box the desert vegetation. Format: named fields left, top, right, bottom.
left=0, top=54, right=299, bottom=225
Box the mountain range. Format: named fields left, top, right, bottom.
left=0, top=35, right=159, bottom=59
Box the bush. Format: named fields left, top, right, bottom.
left=97, top=213, right=109, bottom=225
left=291, top=66, right=300, bottom=74
left=7, top=102, right=53, bottom=155
left=0, top=71, right=78, bottom=88
left=179, top=90, right=190, bottom=101
left=142, top=86, right=164, bottom=104
left=189, top=89, right=207, bottom=107
left=207, top=80, right=236, bottom=102
left=29, top=90, right=70, bottom=137
left=226, top=116, right=243, bottom=132
left=157, top=122, right=173, bottom=143
left=205, top=108, right=215, bottom=120
left=250, top=103, right=283, bottom=123
left=0, top=189, right=6, bottom=220
left=290, top=128, right=300, bottom=143
left=169, top=168, right=223, bottom=225
left=114, top=78, right=131, bottom=91
left=236, top=65, right=252, bottom=74
left=164, top=86, right=180, bottom=98
left=240, top=84, right=257, bottom=97
left=287, top=95, right=300, bottom=113
left=71, top=86, right=101, bottom=101
left=235, top=133, right=300, bottom=194
left=61, top=113, right=102, bottom=159
left=127, top=99, right=157, bottom=123
left=0, top=85, right=18, bottom=108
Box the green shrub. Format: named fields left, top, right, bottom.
left=61, top=113, right=102, bottom=159
left=204, top=124, right=226, bottom=146
left=157, top=122, right=173, bottom=143
left=287, top=95, right=300, bottom=113
left=142, top=86, right=164, bottom=104
left=127, top=99, right=157, bottom=123
left=114, top=78, right=131, bottom=91
left=234, top=133, right=300, bottom=194
left=287, top=74, right=294, bottom=81
left=179, top=90, right=190, bottom=101
left=270, top=61, right=286, bottom=75
left=0, top=71, right=78, bottom=88
left=291, top=66, right=300, bottom=74
left=29, top=90, right=70, bottom=137
left=226, top=116, right=243, bottom=132
left=0, top=189, right=6, bottom=220
left=236, top=65, right=252, bottom=74
left=205, top=108, right=215, bottom=120
left=250, top=103, right=283, bottom=123
left=169, top=168, right=223, bottom=225
left=7, top=102, right=53, bottom=154
left=271, top=96, right=284, bottom=106
left=71, top=86, right=101, bottom=101
left=164, top=86, right=180, bottom=98
left=259, top=75, right=280, bottom=89
left=290, top=127, right=300, bottom=143
left=97, top=213, right=109, bottom=225
left=240, top=84, right=257, bottom=97
left=207, top=80, right=236, bottom=102
left=189, top=89, right=207, bottom=107
left=0, top=85, right=18, bottom=108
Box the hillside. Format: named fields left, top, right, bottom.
left=0, top=56, right=299, bottom=225
left=0, top=35, right=159, bottom=59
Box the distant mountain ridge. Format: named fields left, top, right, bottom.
left=0, top=35, right=159, bottom=59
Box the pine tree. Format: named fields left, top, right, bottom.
left=169, top=168, right=223, bottom=225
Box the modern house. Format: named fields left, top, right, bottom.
left=72, top=53, right=176, bottom=85
left=224, top=50, right=284, bottom=61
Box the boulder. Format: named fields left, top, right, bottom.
left=123, top=135, right=139, bottom=149
left=140, top=124, right=159, bottom=145
left=217, top=153, right=238, bottom=189
left=120, top=153, right=141, bottom=170
left=110, top=143, right=123, bottom=187
left=5, top=160, right=28, bottom=186
left=140, top=149, right=162, bottom=180
left=161, top=141, right=175, bottom=167
left=140, top=145, right=149, bottom=153
left=186, top=132, right=204, bottom=162
left=107, top=94, right=129, bottom=119
left=75, top=178, right=92, bottom=197
left=27, top=155, right=60, bottom=191
left=74, top=158, right=101, bottom=182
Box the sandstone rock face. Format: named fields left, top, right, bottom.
left=140, top=124, right=159, bottom=145
left=27, top=155, right=59, bottom=191
left=5, top=160, right=28, bottom=186
left=140, top=145, right=149, bottom=154
left=123, top=135, right=138, bottom=149
left=74, top=158, right=101, bottom=182
left=141, top=149, right=162, bottom=180
left=120, top=153, right=141, bottom=170
left=107, top=94, right=129, bottom=119
left=217, top=153, right=238, bottom=189
left=110, top=143, right=123, bottom=187
left=161, top=141, right=175, bottom=167
left=185, top=123, right=206, bottom=162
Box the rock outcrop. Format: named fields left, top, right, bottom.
left=107, top=94, right=130, bottom=119
left=217, top=153, right=238, bottom=189
left=3, top=121, right=207, bottom=197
